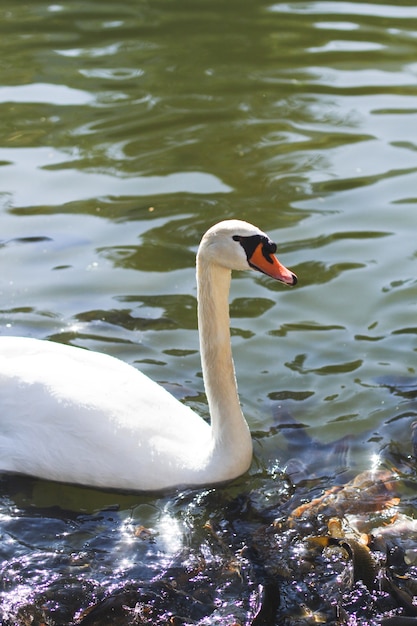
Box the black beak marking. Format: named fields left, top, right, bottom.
left=233, top=234, right=277, bottom=264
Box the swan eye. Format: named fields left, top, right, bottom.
left=263, top=238, right=277, bottom=255
left=232, top=234, right=277, bottom=263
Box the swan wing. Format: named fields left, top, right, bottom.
left=0, top=337, right=210, bottom=490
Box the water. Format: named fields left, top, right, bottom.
left=1, top=1, right=417, bottom=623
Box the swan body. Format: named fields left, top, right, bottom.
left=0, top=220, right=297, bottom=492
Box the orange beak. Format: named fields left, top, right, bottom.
left=249, top=243, right=297, bottom=286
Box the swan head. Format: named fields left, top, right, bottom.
left=198, top=219, right=297, bottom=285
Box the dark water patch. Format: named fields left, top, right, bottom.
left=355, top=332, right=385, bottom=342
left=315, top=166, right=417, bottom=194
left=270, top=321, right=345, bottom=337
left=392, top=327, right=417, bottom=336
left=284, top=260, right=364, bottom=287
left=268, top=390, right=315, bottom=401
left=115, top=295, right=197, bottom=329
left=377, top=376, right=417, bottom=399
left=76, top=307, right=179, bottom=332
left=230, top=297, right=275, bottom=318
left=285, top=353, right=363, bottom=375
left=0, top=236, right=53, bottom=247
left=98, top=241, right=194, bottom=272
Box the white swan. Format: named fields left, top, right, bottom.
left=0, top=220, right=297, bottom=492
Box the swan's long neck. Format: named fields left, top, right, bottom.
left=196, top=254, right=252, bottom=473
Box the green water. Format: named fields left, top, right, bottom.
left=1, top=1, right=417, bottom=623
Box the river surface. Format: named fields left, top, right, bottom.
left=1, top=1, right=417, bottom=624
